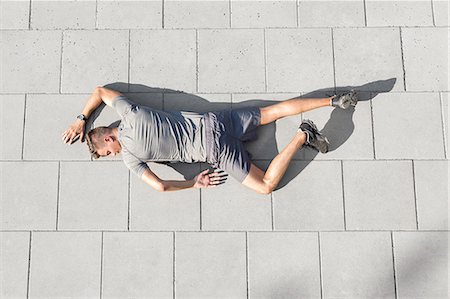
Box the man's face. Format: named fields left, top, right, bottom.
left=98, top=136, right=121, bottom=157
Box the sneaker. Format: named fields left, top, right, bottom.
left=331, top=90, right=358, bottom=109
left=298, top=119, right=330, bottom=153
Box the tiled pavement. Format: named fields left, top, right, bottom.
left=0, top=0, right=448, bottom=298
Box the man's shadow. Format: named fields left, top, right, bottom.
left=93, top=78, right=395, bottom=190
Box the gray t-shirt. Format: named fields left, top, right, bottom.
left=112, top=95, right=207, bottom=177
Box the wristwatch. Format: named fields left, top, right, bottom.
left=77, top=114, right=87, bottom=121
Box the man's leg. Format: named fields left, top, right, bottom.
left=241, top=130, right=306, bottom=194
left=260, top=96, right=332, bottom=125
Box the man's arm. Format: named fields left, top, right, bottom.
left=62, top=86, right=122, bottom=144
left=141, top=168, right=227, bottom=192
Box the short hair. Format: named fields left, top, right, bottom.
left=86, top=126, right=113, bottom=159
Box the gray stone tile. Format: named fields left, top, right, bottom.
left=442, top=92, right=448, bottom=158
left=273, top=161, right=344, bottom=230
left=31, top=0, right=96, bottom=29
left=0, top=30, right=61, bottom=93
left=394, top=232, right=449, bottom=298
left=0, top=94, right=25, bottom=160
left=0, top=232, right=29, bottom=298
left=165, top=0, right=229, bottom=29
left=198, top=29, right=265, bottom=93
left=434, top=0, right=449, bottom=26
left=29, top=232, right=101, bottom=298
left=232, top=93, right=304, bottom=160
left=130, top=29, right=196, bottom=93
left=130, top=162, right=201, bottom=231
left=266, top=28, right=334, bottom=92
left=372, top=92, right=444, bottom=159
left=24, top=94, right=92, bottom=160
left=303, top=99, right=374, bottom=160
left=0, top=0, right=29, bottom=29
left=366, top=0, right=433, bottom=26
left=175, top=232, right=247, bottom=298
left=1, top=162, right=58, bottom=230
left=102, top=232, right=173, bottom=298
left=59, top=161, right=128, bottom=230
left=402, top=27, right=449, bottom=92
left=97, top=0, right=162, bottom=29
left=231, top=0, right=297, bottom=28
left=248, top=232, right=321, bottom=298
left=334, top=28, right=403, bottom=92
left=62, top=30, right=129, bottom=93
left=298, top=0, right=365, bottom=27
left=202, top=166, right=272, bottom=231
left=343, top=161, right=416, bottom=230
left=164, top=92, right=231, bottom=113
left=414, top=160, right=449, bottom=230
left=321, top=232, right=395, bottom=298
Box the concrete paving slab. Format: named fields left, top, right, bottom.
left=175, top=232, right=247, bottom=298
left=97, top=0, right=162, bottom=29
left=130, top=162, right=201, bottom=231
left=202, top=162, right=271, bottom=231
left=29, top=232, right=101, bottom=298
left=231, top=0, right=297, bottom=28
left=402, top=27, right=449, bottom=92
left=62, top=30, right=129, bottom=93
left=433, top=0, right=449, bottom=26
left=0, top=94, right=25, bottom=160
left=248, top=232, right=321, bottom=298
left=266, top=28, right=334, bottom=92
left=394, top=232, right=449, bottom=298
left=366, top=0, right=433, bottom=26
left=198, top=29, right=265, bottom=93
left=298, top=0, right=365, bottom=27
left=321, top=232, right=395, bottom=298
left=442, top=92, right=448, bottom=158
left=164, top=0, right=229, bottom=29
left=303, top=99, right=374, bottom=160
left=372, top=92, right=444, bottom=159
left=414, top=160, right=449, bottom=230
left=232, top=93, right=305, bottom=160
left=164, top=92, right=231, bottom=113
left=334, top=28, right=404, bottom=92
left=273, top=161, right=344, bottom=230
left=102, top=232, right=173, bottom=298
left=30, top=0, right=96, bottom=29
left=0, top=232, right=29, bottom=298
left=0, top=30, right=61, bottom=93
left=343, top=160, right=416, bottom=230
left=24, top=94, right=92, bottom=160
left=1, top=162, right=58, bottom=230
left=59, top=161, right=128, bottom=230
left=130, top=29, right=196, bottom=93
left=0, top=0, right=29, bottom=29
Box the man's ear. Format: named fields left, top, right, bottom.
left=104, top=136, right=112, bottom=143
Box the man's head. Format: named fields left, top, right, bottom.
left=85, top=126, right=121, bottom=159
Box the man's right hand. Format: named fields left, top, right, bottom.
left=62, top=119, right=86, bottom=144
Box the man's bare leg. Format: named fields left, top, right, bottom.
left=242, top=131, right=306, bottom=194
left=260, top=96, right=332, bottom=125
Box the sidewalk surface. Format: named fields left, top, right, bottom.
left=1, top=0, right=449, bottom=298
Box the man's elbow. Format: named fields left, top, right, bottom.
left=153, top=181, right=166, bottom=192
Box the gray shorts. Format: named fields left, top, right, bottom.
left=204, top=106, right=261, bottom=183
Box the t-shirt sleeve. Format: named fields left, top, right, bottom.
left=121, top=148, right=149, bottom=178
left=111, top=95, right=135, bottom=118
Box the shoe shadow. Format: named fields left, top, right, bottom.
left=93, top=78, right=395, bottom=189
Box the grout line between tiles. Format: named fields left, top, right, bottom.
left=59, top=31, right=64, bottom=93
left=127, top=170, right=131, bottom=231
left=245, top=231, right=249, bottom=299
left=331, top=28, right=337, bottom=92
left=296, top=0, right=299, bottom=27
left=199, top=188, right=203, bottom=231
left=28, top=0, right=32, bottom=30
left=263, top=29, right=268, bottom=92
left=363, top=0, right=368, bottom=27
left=369, top=97, right=377, bottom=159
left=229, top=0, right=232, bottom=28
left=411, top=160, right=419, bottom=230
left=439, top=92, right=447, bottom=158
left=173, top=231, right=176, bottom=299
left=128, top=30, right=131, bottom=92
left=341, top=161, right=347, bottom=230
left=196, top=30, right=199, bottom=93
left=95, top=0, right=98, bottom=29
left=391, top=231, right=398, bottom=299
left=2, top=229, right=449, bottom=233
left=270, top=193, right=274, bottom=231
left=100, top=231, right=104, bottom=298
left=399, top=27, right=407, bottom=91
left=56, top=161, right=61, bottom=230
left=21, top=94, right=27, bottom=160
left=431, top=0, right=436, bottom=26
left=26, top=231, right=32, bottom=298
left=162, top=0, right=165, bottom=29
left=318, top=232, right=324, bottom=299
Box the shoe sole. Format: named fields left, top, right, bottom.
left=302, top=120, right=330, bottom=153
